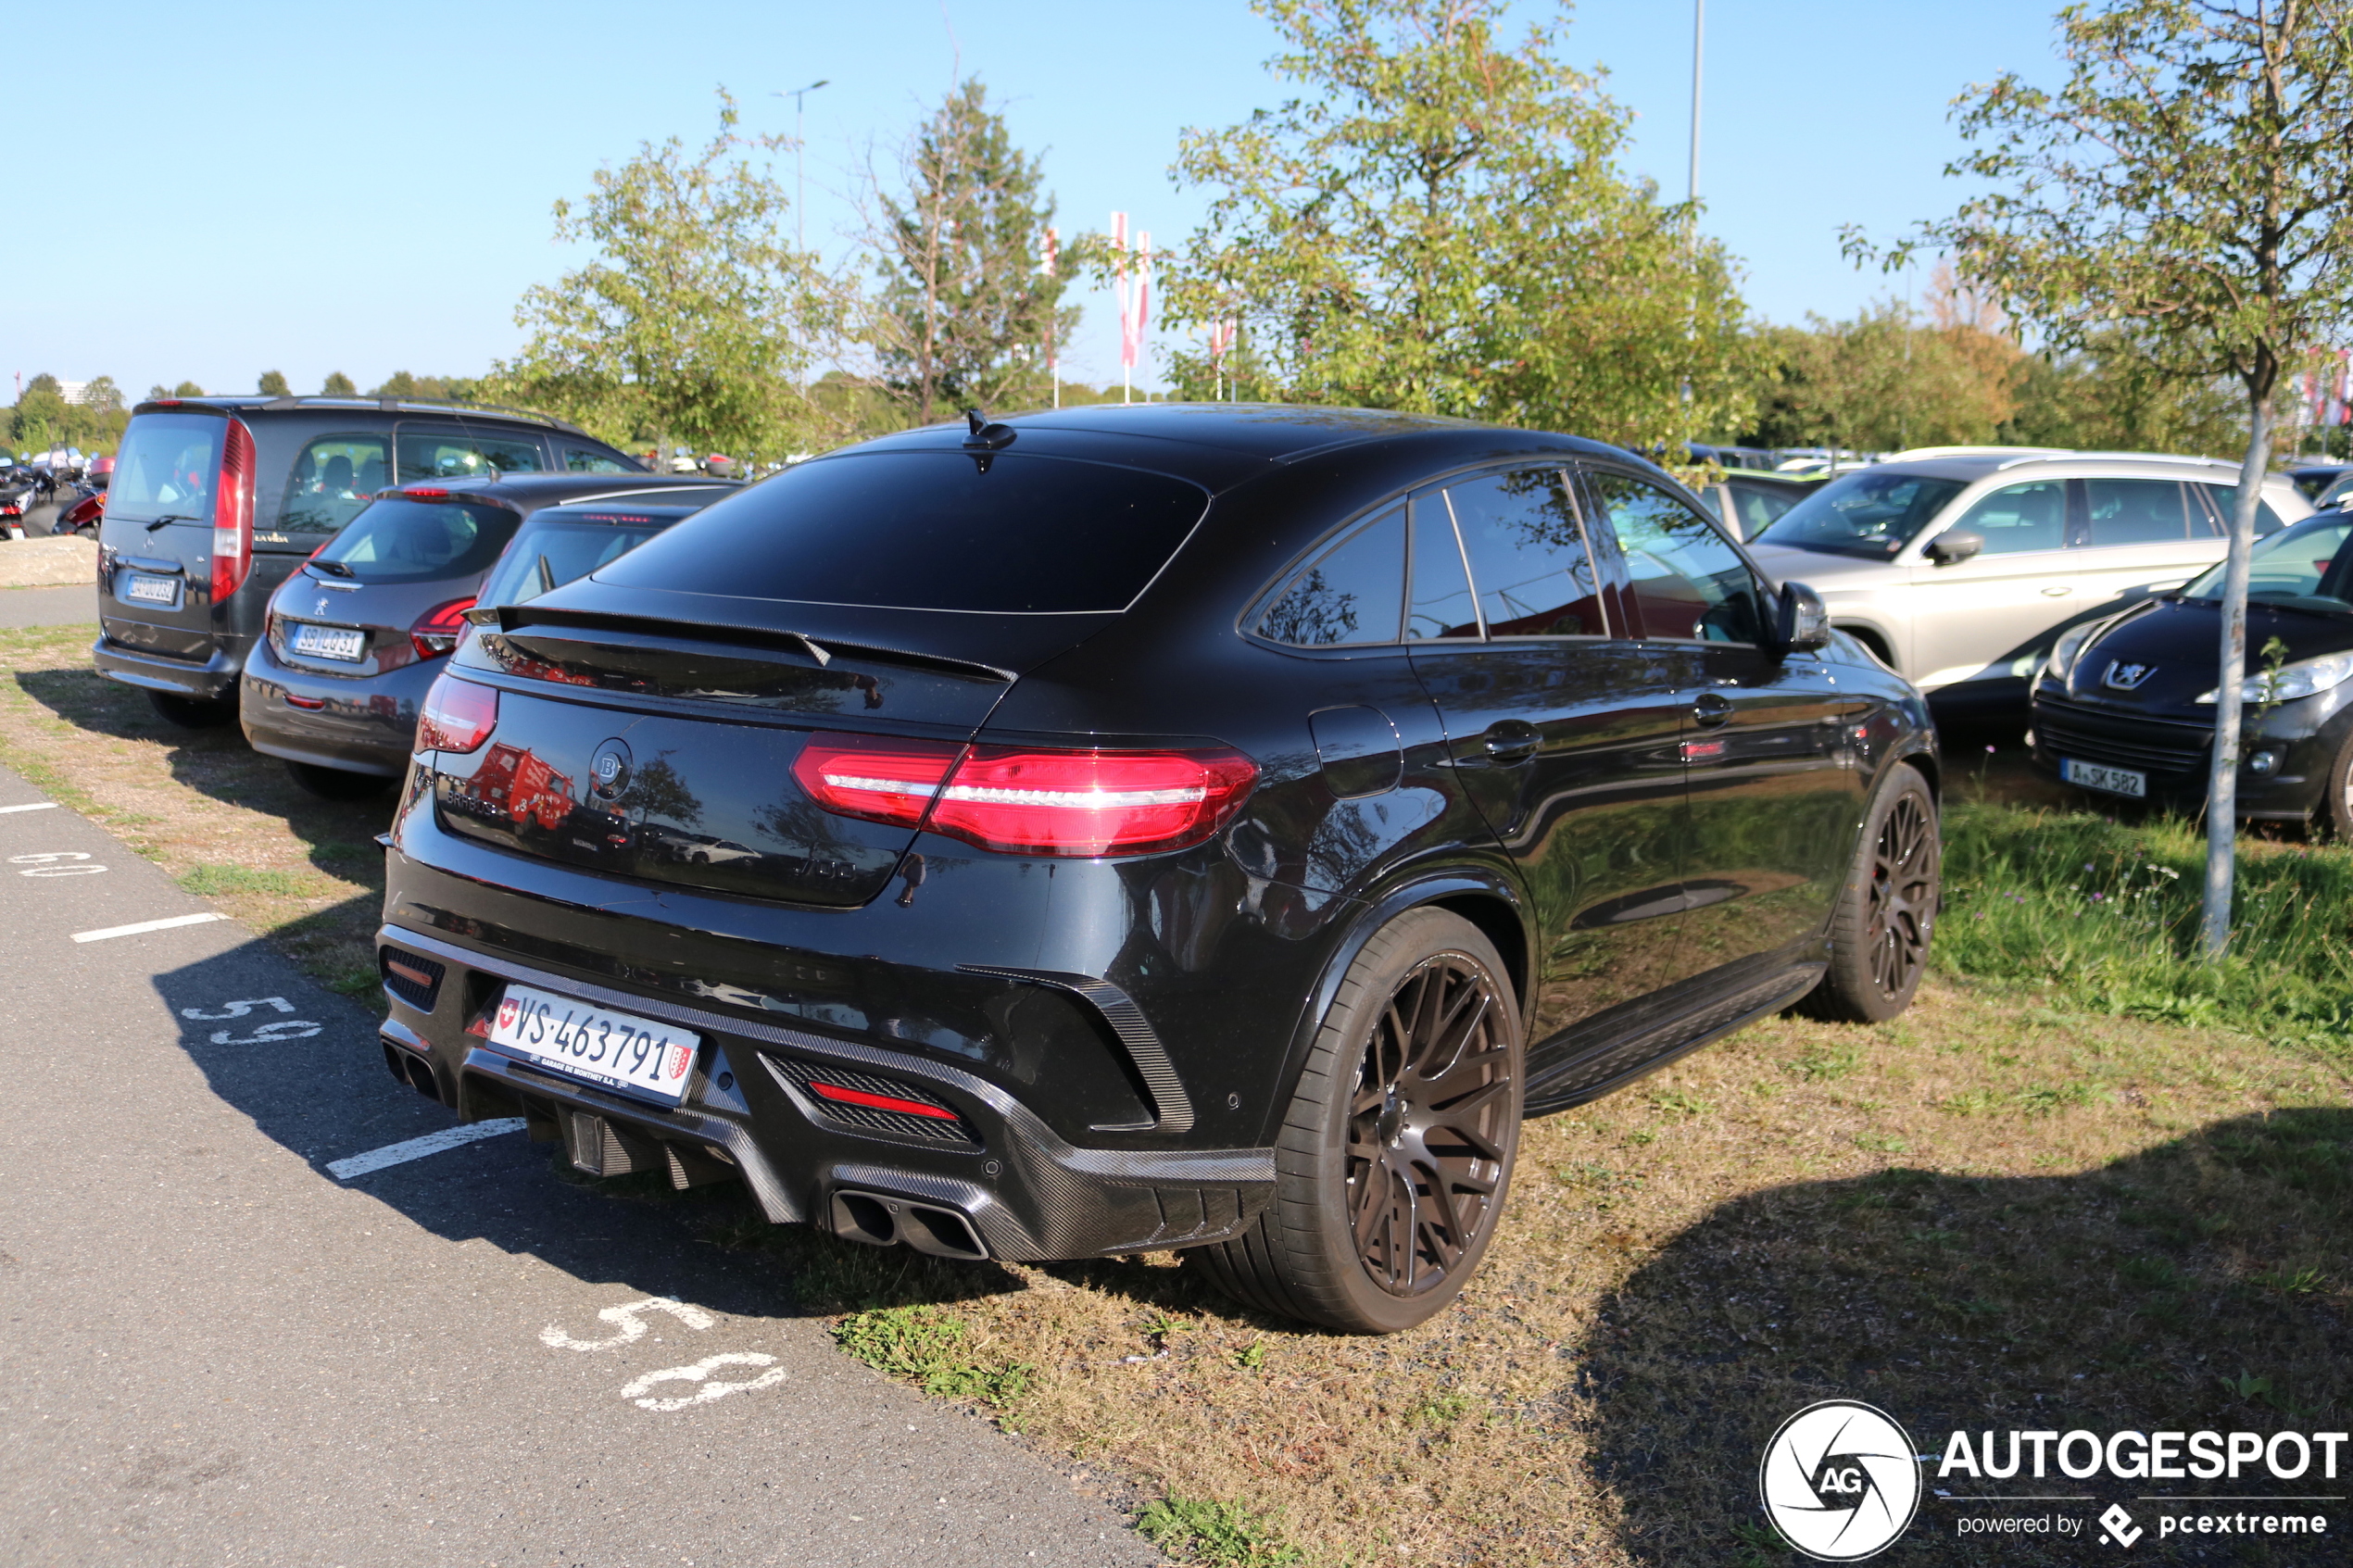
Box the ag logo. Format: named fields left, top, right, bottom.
left=588, top=738, right=633, bottom=801
left=2102, top=659, right=2157, bottom=691
left=1758, top=1399, right=1921, bottom=1561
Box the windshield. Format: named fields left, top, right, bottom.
left=312, top=498, right=522, bottom=584
left=1750, top=470, right=1969, bottom=559
left=478, top=505, right=702, bottom=608
left=2182, top=516, right=2353, bottom=612
left=109, top=413, right=223, bottom=524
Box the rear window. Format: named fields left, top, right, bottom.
left=109, top=413, right=224, bottom=524
left=479, top=505, right=704, bottom=608
left=595, top=451, right=1209, bottom=613
left=313, top=499, right=522, bottom=584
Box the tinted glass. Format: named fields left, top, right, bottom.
left=564, top=446, right=636, bottom=474
left=397, top=427, right=547, bottom=482
left=1593, top=472, right=1768, bottom=644
left=1751, top=470, right=1968, bottom=558
left=479, top=505, right=706, bottom=609
left=2183, top=518, right=2353, bottom=608
left=597, top=451, right=1207, bottom=614
left=1405, top=495, right=1479, bottom=640
left=2195, top=484, right=2288, bottom=537
left=1727, top=480, right=1802, bottom=538
left=280, top=433, right=388, bottom=534
left=109, top=413, right=222, bottom=524
left=2082, top=478, right=2188, bottom=546
left=313, top=500, right=522, bottom=584
left=1444, top=469, right=1606, bottom=636
left=1947, top=479, right=2067, bottom=556
left=1255, top=506, right=1404, bottom=646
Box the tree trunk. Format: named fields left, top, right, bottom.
left=2200, top=392, right=2273, bottom=957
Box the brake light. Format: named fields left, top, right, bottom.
left=807, top=1081, right=961, bottom=1121
left=416, top=674, right=498, bottom=753
left=403, top=486, right=450, bottom=500
left=410, top=596, right=476, bottom=659
left=210, top=417, right=257, bottom=606
left=792, top=734, right=1257, bottom=857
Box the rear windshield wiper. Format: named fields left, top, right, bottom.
left=142, top=512, right=200, bottom=533
left=308, top=559, right=355, bottom=578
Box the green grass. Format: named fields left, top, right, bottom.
left=1939, top=799, right=2353, bottom=1058
left=177, top=864, right=325, bottom=898
left=829, top=1304, right=1032, bottom=1408
left=1136, top=1495, right=1301, bottom=1567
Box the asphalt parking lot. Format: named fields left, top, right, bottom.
left=0, top=761, right=1157, bottom=1567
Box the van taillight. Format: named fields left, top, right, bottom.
left=792, top=734, right=1256, bottom=857
left=211, top=417, right=257, bottom=606
left=417, top=674, right=498, bottom=753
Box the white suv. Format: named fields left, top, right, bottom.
left=1743, top=450, right=2312, bottom=712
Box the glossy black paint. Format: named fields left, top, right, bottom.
left=378, top=404, right=1937, bottom=1261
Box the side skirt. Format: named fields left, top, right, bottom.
left=1521, top=962, right=1824, bottom=1117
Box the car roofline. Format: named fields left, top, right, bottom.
left=131, top=394, right=597, bottom=439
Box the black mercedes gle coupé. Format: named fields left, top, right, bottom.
left=375, top=404, right=1941, bottom=1332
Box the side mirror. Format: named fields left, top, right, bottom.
left=1925, top=528, right=1985, bottom=566
left=1776, top=580, right=1831, bottom=655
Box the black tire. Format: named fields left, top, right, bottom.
left=283, top=759, right=392, bottom=800
left=2317, top=727, right=2353, bottom=840
left=1188, top=907, right=1522, bottom=1334
left=1799, top=762, right=1940, bottom=1023
left=145, top=690, right=236, bottom=729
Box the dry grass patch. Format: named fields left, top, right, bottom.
left=0, top=623, right=388, bottom=991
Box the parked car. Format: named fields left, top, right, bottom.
left=242, top=477, right=730, bottom=796
left=94, top=395, right=646, bottom=729
left=2285, top=461, right=2349, bottom=501
left=1743, top=450, right=2312, bottom=723
left=2031, top=509, right=2353, bottom=828
left=372, top=403, right=1940, bottom=1333
left=1693, top=470, right=1816, bottom=541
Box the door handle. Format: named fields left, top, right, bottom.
left=2041, top=585, right=2073, bottom=596
left=1692, top=692, right=1734, bottom=728
left=1481, top=721, right=1540, bottom=765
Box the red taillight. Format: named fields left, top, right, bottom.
left=210, top=417, right=257, bottom=606
left=792, top=733, right=1256, bottom=857
left=403, top=486, right=450, bottom=499
left=417, top=674, right=498, bottom=753
left=807, top=1081, right=961, bottom=1121
left=410, top=596, right=476, bottom=660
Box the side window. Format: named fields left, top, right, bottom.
left=2196, top=484, right=2287, bottom=537
left=1254, top=506, right=1405, bottom=646
left=2082, top=479, right=2190, bottom=546
left=1442, top=468, right=1609, bottom=636
left=564, top=446, right=636, bottom=474
left=397, top=426, right=548, bottom=482
left=1946, top=479, right=2067, bottom=555
left=279, top=434, right=389, bottom=534
left=1590, top=471, right=1769, bottom=645
left=1405, top=493, right=1479, bottom=640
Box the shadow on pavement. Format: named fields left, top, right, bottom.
left=1579, top=1108, right=2350, bottom=1565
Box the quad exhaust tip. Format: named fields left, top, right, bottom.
left=828, top=1188, right=988, bottom=1261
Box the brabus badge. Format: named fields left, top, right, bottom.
left=588, top=738, right=633, bottom=801
left=2102, top=660, right=2156, bottom=692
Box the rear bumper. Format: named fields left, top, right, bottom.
left=374, top=920, right=1277, bottom=1261
left=92, top=632, right=243, bottom=700
left=240, top=637, right=434, bottom=777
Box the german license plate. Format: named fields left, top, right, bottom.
left=123, top=572, right=180, bottom=607
left=484, top=983, right=699, bottom=1104
left=291, top=622, right=367, bottom=662
left=2061, top=758, right=2147, bottom=798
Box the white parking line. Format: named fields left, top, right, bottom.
left=71, top=912, right=227, bottom=944
left=0, top=801, right=57, bottom=814
left=327, top=1119, right=527, bottom=1181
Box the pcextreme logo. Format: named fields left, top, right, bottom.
left=1759, top=1400, right=1923, bottom=1562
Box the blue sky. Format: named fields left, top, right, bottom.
left=6, top=1, right=2067, bottom=402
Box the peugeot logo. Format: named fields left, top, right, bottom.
left=588, top=738, right=633, bottom=801
left=2101, top=660, right=2157, bottom=692
left=314, top=596, right=331, bottom=615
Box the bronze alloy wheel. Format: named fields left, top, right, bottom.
left=1345, top=953, right=1515, bottom=1298
left=1866, top=786, right=1935, bottom=1000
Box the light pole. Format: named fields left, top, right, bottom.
left=774, top=79, right=830, bottom=251
left=1689, top=0, right=1705, bottom=206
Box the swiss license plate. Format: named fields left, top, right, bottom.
left=291, top=622, right=367, bottom=662
left=2061, top=758, right=2147, bottom=798
left=484, top=983, right=700, bottom=1104
left=123, top=572, right=180, bottom=607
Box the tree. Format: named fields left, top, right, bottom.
left=172, top=380, right=206, bottom=397
left=372, top=370, right=475, bottom=401
left=320, top=372, right=355, bottom=395
left=1158, top=0, right=1751, bottom=449
left=25, top=373, right=58, bottom=397
left=493, top=91, right=837, bottom=457
left=1872, top=0, right=2353, bottom=954
left=1739, top=296, right=2024, bottom=453
left=258, top=370, right=291, bottom=396
left=82, top=376, right=122, bottom=417
left=857, top=77, right=1077, bottom=425
left=2000, top=327, right=2248, bottom=455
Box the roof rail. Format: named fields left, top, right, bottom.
left=1992, top=449, right=2238, bottom=470
left=132, top=393, right=590, bottom=437
left=1883, top=445, right=2066, bottom=463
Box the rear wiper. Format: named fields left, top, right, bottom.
left=536, top=554, right=557, bottom=595
left=308, top=559, right=355, bottom=578
left=143, top=513, right=199, bottom=533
